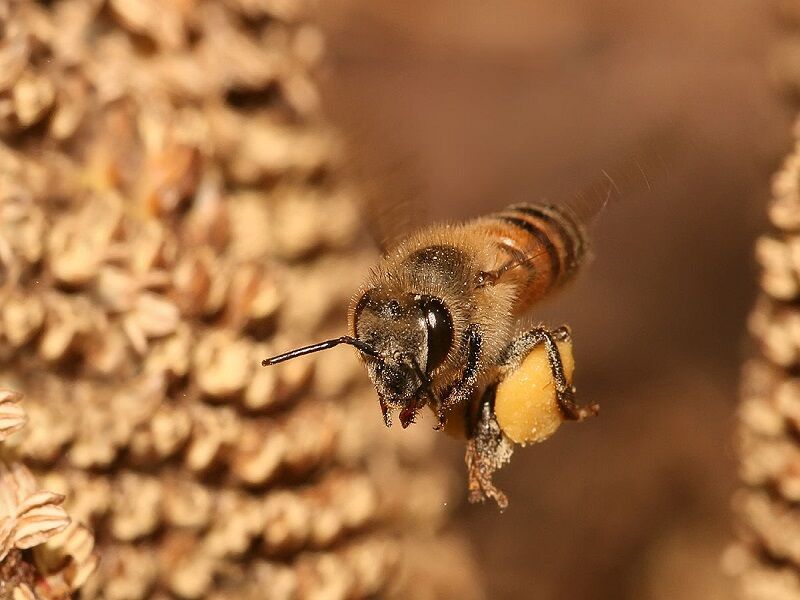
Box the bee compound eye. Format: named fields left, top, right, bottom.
left=418, top=296, right=453, bottom=372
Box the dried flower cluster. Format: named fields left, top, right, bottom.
left=0, top=389, right=98, bottom=600
left=724, top=6, right=800, bottom=595
left=0, top=1, right=478, bottom=598
left=728, top=125, right=800, bottom=598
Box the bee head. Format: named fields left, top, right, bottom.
left=352, top=288, right=453, bottom=423
left=260, top=287, right=453, bottom=429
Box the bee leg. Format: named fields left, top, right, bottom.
left=423, top=376, right=448, bottom=430
left=428, top=393, right=447, bottom=430
left=465, top=385, right=513, bottom=509
left=399, top=403, right=419, bottom=429
left=445, top=324, right=482, bottom=408
left=503, top=326, right=599, bottom=421
left=379, top=396, right=392, bottom=428
left=433, top=403, right=447, bottom=430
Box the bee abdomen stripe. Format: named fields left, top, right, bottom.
left=496, top=215, right=561, bottom=281
left=506, top=204, right=585, bottom=272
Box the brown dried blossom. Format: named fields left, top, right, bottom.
left=108, top=0, right=190, bottom=51
left=122, top=292, right=181, bottom=355
left=0, top=1, right=479, bottom=597
left=0, top=462, right=70, bottom=562
left=0, top=390, right=26, bottom=442
left=204, top=490, right=265, bottom=559
left=16, top=389, right=76, bottom=465
left=193, top=329, right=253, bottom=399
left=12, top=72, right=55, bottom=128
left=0, top=198, right=45, bottom=276
left=171, top=248, right=229, bottom=317
left=0, top=389, right=101, bottom=600
left=0, top=22, right=31, bottom=94
left=770, top=140, right=800, bottom=231
left=46, top=197, right=121, bottom=287
left=67, top=377, right=163, bottom=470
left=49, top=77, right=88, bottom=141
left=131, top=401, right=193, bottom=461
left=162, top=534, right=217, bottom=599
left=82, top=544, right=158, bottom=600
left=231, top=421, right=287, bottom=485
left=734, top=78, right=800, bottom=596
left=39, top=470, right=110, bottom=527
left=1, top=292, right=45, bottom=350
left=756, top=234, right=800, bottom=300
left=139, top=143, right=203, bottom=216
left=34, top=522, right=100, bottom=593
left=161, top=476, right=213, bottom=530
left=184, top=404, right=242, bottom=473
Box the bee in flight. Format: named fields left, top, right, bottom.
left=262, top=199, right=601, bottom=507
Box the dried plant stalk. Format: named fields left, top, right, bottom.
left=0, top=1, right=479, bottom=598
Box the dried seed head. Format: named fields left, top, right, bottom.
left=0, top=1, right=477, bottom=595
left=110, top=472, right=162, bottom=542
left=184, top=405, right=241, bottom=473
left=36, top=521, right=100, bottom=591
left=13, top=491, right=71, bottom=549
left=162, top=476, right=213, bottom=530
left=0, top=22, right=30, bottom=93
left=108, top=0, right=188, bottom=51
left=194, top=329, right=253, bottom=398
left=12, top=72, right=55, bottom=128
left=0, top=461, right=72, bottom=563
left=232, top=423, right=286, bottom=485
left=2, top=293, right=45, bottom=349
left=770, top=146, right=800, bottom=230
left=164, top=541, right=217, bottom=598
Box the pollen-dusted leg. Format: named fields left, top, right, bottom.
left=502, top=325, right=599, bottom=421
left=429, top=394, right=447, bottom=431
left=465, top=386, right=513, bottom=509
left=443, top=325, right=483, bottom=420
left=379, top=396, right=392, bottom=428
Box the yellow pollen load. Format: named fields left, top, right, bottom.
left=494, top=340, right=575, bottom=445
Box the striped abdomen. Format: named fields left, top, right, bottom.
left=475, top=203, right=587, bottom=312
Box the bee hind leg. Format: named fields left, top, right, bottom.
left=503, top=326, right=599, bottom=421
left=465, top=385, right=513, bottom=509
left=379, top=396, right=392, bottom=428
left=429, top=395, right=447, bottom=430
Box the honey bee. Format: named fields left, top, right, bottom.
left=262, top=199, right=600, bottom=507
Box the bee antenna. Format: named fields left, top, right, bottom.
left=261, top=336, right=382, bottom=366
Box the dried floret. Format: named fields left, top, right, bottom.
left=0, top=462, right=70, bottom=564
left=0, top=390, right=26, bottom=441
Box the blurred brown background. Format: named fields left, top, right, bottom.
left=317, top=1, right=792, bottom=598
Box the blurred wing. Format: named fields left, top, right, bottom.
left=561, top=121, right=685, bottom=224
left=329, top=111, right=428, bottom=255
left=495, top=122, right=687, bottom=277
